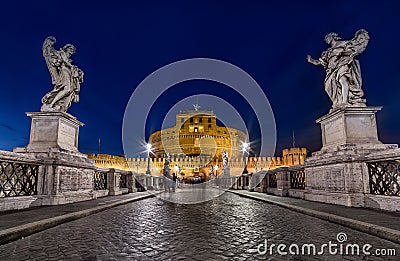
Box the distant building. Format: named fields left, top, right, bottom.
left=87, top=154, right=129, bottom=171
left=87, top=109, right=307, bottom=180
left=148, top=109, right=247, bottom=159
left=282, top=147, right=307, bottom=166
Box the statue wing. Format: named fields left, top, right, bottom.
left=42, top=36, right=60, bottom=85
left=348, top=29, right=370, bottom=56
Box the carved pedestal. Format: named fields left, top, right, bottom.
left=14, top=112, right=95, bottom=206
left=317, top=107, right=382, bottom=150
left=18, top=112, right=83, bottom=153
left=304, top=106, right=398, bottom=207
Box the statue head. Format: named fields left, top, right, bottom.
left=355, top=29, right=370, bottom=42
left=45, top=36, right=56, bottom=45
left=62, top=44, right=76, bottom=56
left=324, top=32, right=341, bottom=45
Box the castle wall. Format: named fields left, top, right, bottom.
left=87, top=147, right=307, bottom=180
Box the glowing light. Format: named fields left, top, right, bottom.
left=241, top=141, right=250, bottom=153
left=145, top=143, right=152, bottom=152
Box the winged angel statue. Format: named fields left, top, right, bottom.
left=40, top=36, right=84, bottom=112
left=222, top=150, right=229, bottom=169
left=307, top=29, right=370, bottom=109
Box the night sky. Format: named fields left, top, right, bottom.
left=0, top=1, right=399, bottom=157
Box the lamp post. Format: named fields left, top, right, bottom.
left=145, top=143, right=152, bottom=175
left=241, top=142, right=249, bottom=174
left=175, top=165, right=181, bottom=188
left=174, top=165, right=181, bottom=177
left=214, top=164, right=219, bottom=186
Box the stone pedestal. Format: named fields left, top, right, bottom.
left=317, top=106, right=382, bottom=150
left=223, top=167, right=230, bottom=177
left=15, top=112, right=83, bottom=153
left=14, top=111, right=96, bottom=206
left=304, top=106, right=399, bottom=208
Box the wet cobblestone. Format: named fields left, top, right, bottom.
left=0, top=192, right=399, bottom=260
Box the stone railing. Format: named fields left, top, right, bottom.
left=93, top=167, right=109, bottom=198
left=0, top=149, right=160, bottom=211
left=0, top=151, right=45, bottom=210
left=361, top=155, right=400, bottom=211
left=93, top=168, right=145, bottom=196
left=268, top=172, right=277, bottom=188
left=232, top=152, right=400, bottom=212
left=366, top=159, right=400, bottom=197
left=93, top=168, right=108, bottom=191
left=289, top=168, right=305, bottom=190
left=232, top=165, right=306, bottom=198
left=120, top=172, right=128, bottom=189
left=0, top=151, right=40, bottom=198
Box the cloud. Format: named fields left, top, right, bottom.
left=0, top=123, right=16, bottom=132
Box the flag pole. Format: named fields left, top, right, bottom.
left=98, top=137, right=101, bottom=156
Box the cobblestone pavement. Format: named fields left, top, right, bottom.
left=0, top=192, right=399, bottom=260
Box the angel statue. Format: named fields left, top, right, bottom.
left=222, top=150, right=229, bottom=169
left=307, top=29, right=370, bottom=109
left=209, top=165, right=215, bottom=175
left=40, top=36, right=84, bottom=112
left=164, top=152, right=171, bottom=166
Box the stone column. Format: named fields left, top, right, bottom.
left=231, top=177, right=238, bottom=189
left=145, top=175, right=152, bottom=190
left=259, top=171, right=268, bottom=193
left=127, top=172, right=136, bottom=193
left=107, top=169, right=122, bottom=196
left=153, top=176, right=159, bottom=190
left=240, top=175, right=245, bottom=189
left=276, top=169, right=290, bottom=196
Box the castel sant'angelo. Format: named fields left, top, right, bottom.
left=88, top=107, right=307, bottom=180
left=148, top=108, right=246, bottom=159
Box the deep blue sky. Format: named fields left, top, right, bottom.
left=0, top=1, right=399, bottom=157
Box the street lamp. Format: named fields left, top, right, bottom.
left=174, top=165, right=181, bottom=176
left=145, top=143, right=152, bottom=175
left=174, top=165, right=181, bottom=188
left=241, top=141, right=250, bottom=174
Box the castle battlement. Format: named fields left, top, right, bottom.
left=87, top=147, right=307, bottom=178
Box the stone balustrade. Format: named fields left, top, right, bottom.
left=232, top=151, right=400, bottom=212
left=2, top=147, right=400, bottom=212
left=231, top=165, right=309, bottom=200
left=0, top=150, right=41, bottom=211
left=0, top=149, right=162, bottom=211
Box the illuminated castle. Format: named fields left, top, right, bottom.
left=148, top=109, right=246, bottom=159
left=88, top=147, right=307, bottom=180
left=87, top=108, right=307, bottom=180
